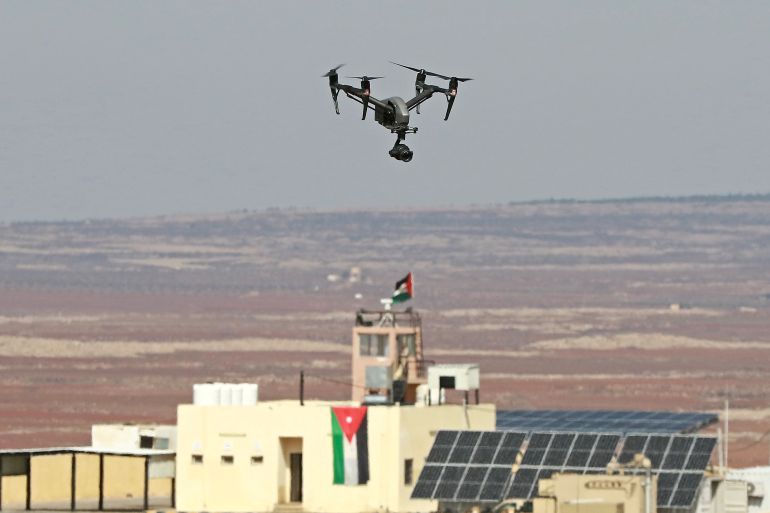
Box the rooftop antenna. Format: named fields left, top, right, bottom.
left=378, top=298, right=394, bottom=327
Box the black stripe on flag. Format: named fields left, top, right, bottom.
left=356, top=410, right=370, bottom=484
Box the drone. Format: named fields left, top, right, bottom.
left=323, top=62, right=472, bottom=162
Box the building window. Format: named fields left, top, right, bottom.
left=251, top=456, right=264, bottom=465
left=192, top=454, right=203, bottom=464
left=221, top=455, right=234, bottom=465
left=359, top=334, right=372, bottom=356
left=397, top=334, right=416, bottom=356
left=139, top=435, right=154, bottom=449
left=360, top=334, right=388, bottom=356
left=404, top=459, right=413, bottom=485
left=376, top=335, right=388, bottom=356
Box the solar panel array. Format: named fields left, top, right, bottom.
left=412, top=430, right=716, bottom=510
left=618, top=434, right=717, bottom=508
left=496, top=410, right=718, bottom=434
left=411, top=430, right=526, bottom=502
left=508, top=432, right=621, bottom=500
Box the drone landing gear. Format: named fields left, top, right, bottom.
left=389, top=128, right=417, bottom=162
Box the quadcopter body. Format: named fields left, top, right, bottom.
left=323, top=62, right=471, bottom=162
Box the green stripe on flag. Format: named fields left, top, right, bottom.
left=331, top=410, right=345, bottom=484
left=392, top=291, right=410, bottom=303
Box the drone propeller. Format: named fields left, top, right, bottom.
left=389, top=61, right=425, bottom=75
left=324, top=64, right=345, bottom=115
left=390, top=61, right=473, bottom=82
left=322, top=64, right=345, bottom=77
left=390, top=61, right=472, bottom=116
left=346, top=76, right=384, bottom=81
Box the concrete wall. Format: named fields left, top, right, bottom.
left=74, top=453, right=100, bottom=509
left=103, top=455, right=144, bottom=509
left=92, top=424, right=177, bottom=451
left=30, top=454, right=72, bottom=509
left=176, top=400, right=496, bottom=513
left=0, top=452, right=173, bottom=511
left=149, top=477, right=173, bottom=501
left=0, top=475, right=27, bottom=510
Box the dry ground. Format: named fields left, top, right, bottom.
left=1, top=198, right=769, bottom=466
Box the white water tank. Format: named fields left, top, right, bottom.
left=219, top=383, right=234, bottom=405
left=231, top=384, right=244, bottom=405
left=193, top=383, right=259, bottom=406
left=193, top=383, right=220, bottom=406
left=242, top=384, right=259, bottom=405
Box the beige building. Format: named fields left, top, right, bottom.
left=176, top=399, right=496, bottom=513
left=0, top=447, right=174, bottom=511
left=92, top=423, right=176, bottom=451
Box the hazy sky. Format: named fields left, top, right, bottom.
left=1, top=1, right=769, bottom=221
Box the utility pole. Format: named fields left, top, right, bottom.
left=299, top=370, right=305, bottom=406
left=725, top=398, right=729, bottom=469
left=717, top=428, right=724, bottom=472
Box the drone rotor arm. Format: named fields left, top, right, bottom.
left=405, top=84, right=449, bottom=112
left=341, top=89, right=388, bottom=113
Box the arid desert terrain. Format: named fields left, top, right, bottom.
left=1, top=196, right=769, bottom=466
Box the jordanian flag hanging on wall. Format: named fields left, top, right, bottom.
left=331, top=406, right=370, bottom=485
left=392, top=272, right=414, bottom=303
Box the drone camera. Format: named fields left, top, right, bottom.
left=389, top=144, right=413, bottom=162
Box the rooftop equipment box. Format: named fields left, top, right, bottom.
left=428, top=363, right=480, bottom=391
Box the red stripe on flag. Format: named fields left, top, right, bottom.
left=331, top=406, right=368, bottom=443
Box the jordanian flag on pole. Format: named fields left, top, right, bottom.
left=392, top=272, right=414, bottom=304
left=331, top=406, right=369, bottom=485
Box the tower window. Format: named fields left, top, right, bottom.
left=376, top=335, right=388, bottom=356
left=397, top=334, right=416, bottom=356
left=359, top=334, right=388, bottom=356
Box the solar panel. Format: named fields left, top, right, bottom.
left=411, top=464, right=443, bottom=499
left=617, top=433, right=715, bottom=509
left=412, top=429, right=716, bottom=509
left=565, top=449, right=591, bottom=467
left=493, top=432, right=526, bottom=465
left=479, top=466, right=513, bottom=501
left=426, top=430, right=458, bottom=464
left=503, top=431, right=623, bottom=500
left=496, top=410, right=718, bottom=434
left=411, top=430, right=527, bottom=503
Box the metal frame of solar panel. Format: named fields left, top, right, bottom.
left=412, top=430, right=716, bottom=510
left=496, top=410, right=718, bottom=434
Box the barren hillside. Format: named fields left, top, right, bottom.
left=1, top=197, right=769, bottom=465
